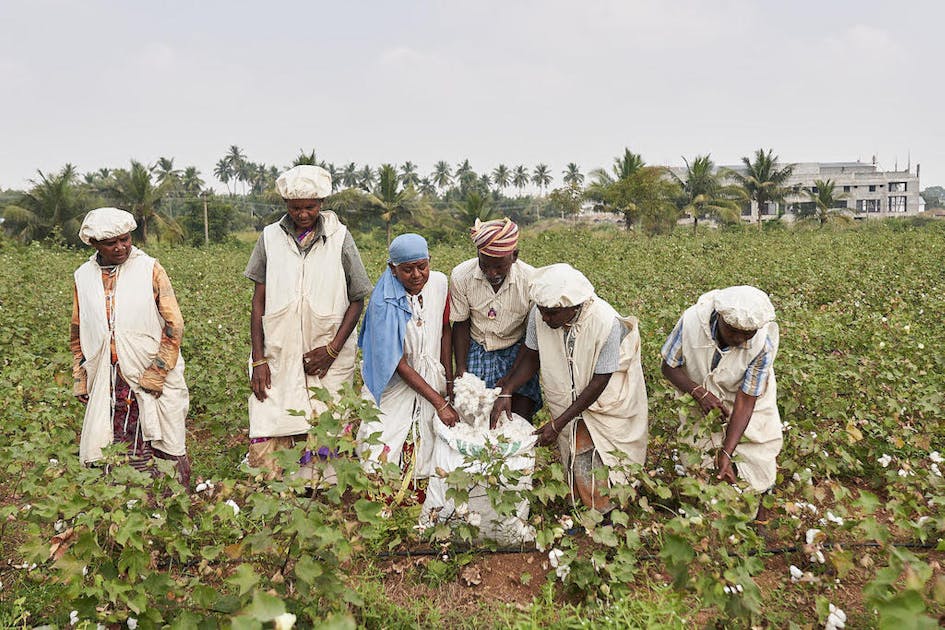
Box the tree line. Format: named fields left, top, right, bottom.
left=2, top=144, right=874, bottom=247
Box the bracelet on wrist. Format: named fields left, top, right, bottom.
left=497, top=393, right=512, bottom=399
left=325, top=343, right=339, bottom=358
left=719, top=447, right=734, bottom=460
left=436, top=401, right=451, bottom=413
left=251, top=359, right=268, bottom=368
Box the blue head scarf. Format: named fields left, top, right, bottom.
left=358, top=234, right=430, bottom=405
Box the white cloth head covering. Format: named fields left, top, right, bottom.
left=713, top=285, right=775, bottom=331
left=276, top=165, right=332, bottom=200
left=79, top=207, right=137, bottom=245
left=530, top=263, right=595, bottom=308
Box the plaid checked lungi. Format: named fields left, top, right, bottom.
left=467, top=339, right=542, bottom=405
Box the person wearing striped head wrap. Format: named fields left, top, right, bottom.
left=449, top=218, right=541, bottom=421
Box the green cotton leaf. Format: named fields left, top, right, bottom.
left=659, top=533, right=694, bottom=587
left=294, top=554, right=324, bottom=585
left=242, top=590, right=286, bottom=622
left=855, top=490, right=881, bottom=514
left=609, top=510, right=629, bottom=527
left=226, top=564, right=260, bottom=596
left=354, top=498, right=384, bottom=525
left=875, top=590, right=938, bottom=630
left=230, top=616, right=263, bottom=630
left=590, top=525, right=619, bottom=547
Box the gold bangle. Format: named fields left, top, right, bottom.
left=251, top=359, right=268, bottom=368
left=719, top=448, right=734, bottom=460
left=325, top=343, right=339, bottom=358
left=436, top=401, right=451, bottom=413
left=497, top=393, right=512, bottom=398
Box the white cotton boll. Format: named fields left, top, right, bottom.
left=723, top=586, right=731, bottom=595
left=70, top=611, right=79, bottom=626
left=555, top=564, right=571, bottom=580
left=559, top=516, right=574, bottom=530
left=932, top=463, right=942, bottom=477
left=735, top=583, right=743, bottom=593
left=806, top=528, right=822, bottom=544
left=813, top=550, right=826, bottom=564
left=548, top=548, right=564, bottom=568
left=273, top=613, right=297, bottom=630
left=674, top=464, right=687, bottom=476
left=790, top=565, right=803, bottom=581
left=49, top=458, right=59, bottom=465
left=467, top=512, right=482, bottom=527
left=126, top=500, right=138, bottom=509
left=826, top=511, right=844, bottom=526
left=225, top=499, right=240, bottom=515
left=877, top=454, right=892, bottom=468
left=127, top=618, right=138, bottom=629
left=930, top=451, right=943, bottom=464
left=54, top=520, right=64, bottom=532
left=195, top=482, right=208, bottom=493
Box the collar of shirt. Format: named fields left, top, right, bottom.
left=278, top=213, right=326, bottom=242
left=709, top=310, right=751, bottom=351
left=471, top=259, right=524, bottom=292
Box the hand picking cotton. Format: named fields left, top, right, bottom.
left=421, top=373, right=537, bottom=544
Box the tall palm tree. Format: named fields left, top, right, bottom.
left=400, top=161, right=420, bottom=188
left=531, top=164, right=552, bottom=196
left=181, top=167, right=205, bottom=195
left=333, top=164, right=418, bottom=244
left=669, top=154, right=742, bottom=232
left=214, top=158, right=234, bottom=196
left=454, top=190, right=496, bottom=224
left=455, top=159, right=473, bottom=181
left=418, top=177, right=437, bottom=197
left=325, top=163, right=340, bottom=192
left=292, top=149, right=318, bottom=166
left=358, top=165, right=376, bottom=191
left=101, top=160, right=180, bottom=242
left=492, top=164, right=511, bottom=192
left=805, top=179, right=847, bottom=226
left=512, top=165, right=530, bottom=194
left=730, top=148, right=795, bottom=226
left=590, top=148, right=645, bottom=187
left=342, top=162, right=359, bottom=189
left=225, top=145, right=248, bottom=195
left=562, top=163, right=584, bottom=187
left=1, top=164, right=87, bottom=244
left=153, top=157, right=182, bottom=189
left=431, top=160, right=452, bottom=191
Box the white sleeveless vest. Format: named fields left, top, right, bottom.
left=536, top=297, right=649, bottom=483
left=248, top=211, right=358, bottom=438
left=678, top=290, right=782, bottom=490
left=75, top=248, right=189, bottom=463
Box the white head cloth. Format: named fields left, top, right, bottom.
left=713, top=285, right=775, bottom=331
left=276, top=165, right=332, bottom=200
left=78, top=207, right=137, bottom=245
left=530, top=263, right=595, bottom=308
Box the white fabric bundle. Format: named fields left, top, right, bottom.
left=713, top=285, right=776, bottom=331
left=78, top=207, right=137, bottom=245
left=275, top=165, right=332, bottom=200
left=529, top=263, right=594, bottom=308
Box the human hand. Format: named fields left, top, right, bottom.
left=143, top=387, right=163, bottom=399
left=490, top=396, right=512, bottom=429
left=438, top=403, right=459, bottom=427
left=534, top=420, right=559, bottom=447
left=695, top=387, right=730, bottom=420
left=251, top=362, right=271, bottom=401
left=76, top=394, right=89, bottom=404
left=715, top=449, right=738, bottom=484
left=303, top=345, right=335, bottom=377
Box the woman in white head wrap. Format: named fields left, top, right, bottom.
left=71, top=207, right=191, bottom=485
left=660, top=285, right=781, bottom=499
left=243, top=165, right=373, bottom=477
left=491, top=264, right=649, bottom=512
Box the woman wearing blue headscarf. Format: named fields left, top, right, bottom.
left=357, top=234, right=458, bottom=492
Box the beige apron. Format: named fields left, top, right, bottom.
left=76, top=248, right=189, bottom=463
left=248, top=212, right=357, bottom=438
left=677, top=291, right=782, bottom=491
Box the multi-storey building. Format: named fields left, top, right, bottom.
left=731, top=160, right=921, bottom=222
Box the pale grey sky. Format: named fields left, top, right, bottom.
left=1, top=0, right=942, bottom=191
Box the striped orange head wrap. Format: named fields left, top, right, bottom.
left=471, top=217, right=519, bottom=257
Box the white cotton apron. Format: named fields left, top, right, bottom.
left=358, top=271, right=449, bottom=479
left=536, top=297, right=649, bottom=486
left=678, top=291, right=782, bottom=491
left=248, top=211, right=357, bottom=438
left=75, top=248, right=189, bottom=463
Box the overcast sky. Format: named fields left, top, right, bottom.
left=1, top=0, right=942, bottom=191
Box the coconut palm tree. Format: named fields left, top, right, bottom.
left=730, top=148, right=795, bottom=226
left=400, top=161, right=420, bottom=188
left=492, top=164, right=511, bottom=192
left=1, top=164, right=87, bottom=244
left=224, top=145, right=248, bottom=195
left=332, top=164, right=418, bottom=244
left=805, top=179, right=848, bottom=226
left=358, top=165, right=376, bottom=191
left=214, top=158, right=234, bottom=196
left=669, top=154, right=742, bottom=232
left=454, top=190, right=496, bottom=224
left=455, top=159, right=473, bottom=181
left=512, top=165, right=529, bottom=194
left=531, top=164, right=552, bottom=196
left=418, top=177, right=437, bottom=197
left=562, top=163, right=584, bottom=188
left=153, top=157, right=182, bottom=189
left=101, top=160, right=180, bottom=242
left=292, top=149, right=318, bottom=166
left=342, top=162, right=359, bottom=189
left=431, top=160, right=452, bottom=192
left=181, top=167, right=204, bottom=195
